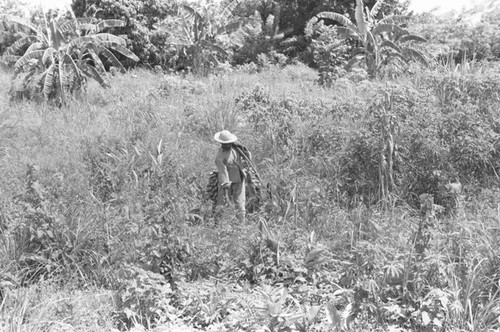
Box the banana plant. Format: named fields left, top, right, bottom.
left=261, top=4, right=294, bottom=49
left=164, top=0, right=248, bottom=75
left=313, top=0, right=427, bottom=78
left=377, top=28, right=428, bottom=75
left=1, top=14, right=139, bottom=104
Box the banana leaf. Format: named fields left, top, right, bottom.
left=316, top=12, right=358, bottom=34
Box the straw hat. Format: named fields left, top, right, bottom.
left=214, top=130, right=238, bottom=143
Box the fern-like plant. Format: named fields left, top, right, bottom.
left=312, top=0, right=427, bottom=78
left=1, top=13, right=139, bottom=104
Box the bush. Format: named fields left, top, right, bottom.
left=230, top=12, right=276, bottom=66
left=0, top=162, right=109, bottom=285
left=308, top=22, right=350, bottom=86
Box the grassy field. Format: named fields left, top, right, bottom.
left=1, top=62, right=500, bottom=331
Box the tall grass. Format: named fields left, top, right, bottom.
left=0, top=282, right=116, bottom=332
left=1, top=62, right=500, bottom=331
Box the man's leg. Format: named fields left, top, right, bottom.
left=233, top=181, right=246, bottom=222
left=215, top=184, right=227, bottom=221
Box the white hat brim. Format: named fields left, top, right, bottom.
left=214, top=132, right=237, bottom=143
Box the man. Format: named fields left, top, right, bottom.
left=214, top=130, right=250, bottom=221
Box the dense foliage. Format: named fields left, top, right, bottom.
left=413, top=1, right=500, bottom=62
left=1, top=1, right=500, bottom=331
left=0, top=0, right=27, bottom=55
left=71, top=0, right=177, bottom=68
left=1, top=58, right=500, bottom=330
left=311, top=0, right=427, bottom=78
left=224, top=0, right=410, bottom=37
left=158, top=1, right=249, bottom=75
left=225, top=0, right=411, bottom=67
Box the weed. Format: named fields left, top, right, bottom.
left=113, top=264, right=175, bottom=330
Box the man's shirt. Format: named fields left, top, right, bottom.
left=215, top=147, right=250, bottom=186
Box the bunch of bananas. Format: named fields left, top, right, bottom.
left=205, top=171, right=220, bottom=204
left=205, top=167, right=262, bottom=212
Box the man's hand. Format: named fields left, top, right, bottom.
left=221, top=182, right=231, bottom=189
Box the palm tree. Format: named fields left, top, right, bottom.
left=313, top=0, right=427, bottom=78
left=1, top=13, right=139, bottom=104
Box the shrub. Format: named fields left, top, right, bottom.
left=113, top=264, right=175, bottom=329
left=308, top=21, right=350, bottom=86
left=230, top=11, right=276, bottom=66
left=0, top=163, right=110, bottom=285
left=417, top=70, right=500, bottom=187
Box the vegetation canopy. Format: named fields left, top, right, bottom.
left=313, top=0, right=427, bottom=78
left=157, top=0, right=249, bottom=75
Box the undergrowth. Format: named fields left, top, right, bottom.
left=1, top=63, right=500, bottom=331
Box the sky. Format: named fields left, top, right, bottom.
left=408, top=0, right=479, bottom=13
left=25, top=0, right=71, bottom=10
left=22, top=0, right=484, bottom=14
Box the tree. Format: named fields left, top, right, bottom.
left=162, top=0, right=248, bottom=75
left=0, top=0, right=28, bottom=55
left=0, top=0, right=26, bottom=18
left=313, top=0, right=426, bottom=78
left=222, top=0, right=410, bottom=65
left=231, top=3, right=295, bottom=65
left=224, top=0, right=410, bottom=37
left=412, top=3, right=500, bottom=63
left=71, top=0, right=176, bottom=68
left=377, top=27, right=428, bottom=76
left=1, top=14, right=139, bottom=103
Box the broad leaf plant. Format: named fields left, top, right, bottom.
left=161, top=0, right=248, bottom=75
left=313, top=0, right=428, bottom=78
left=1, top=14, right=139, bottom=104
